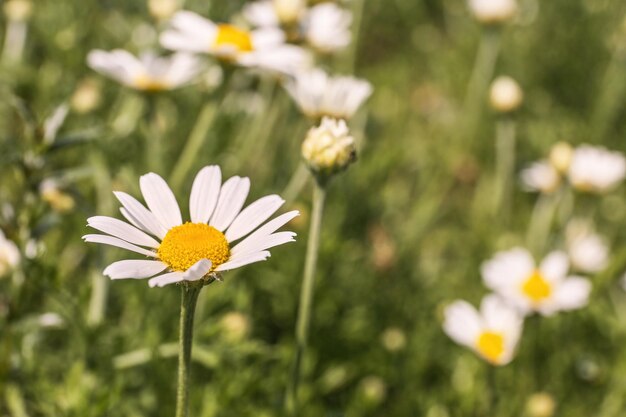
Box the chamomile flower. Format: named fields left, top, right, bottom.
left=87, top=49, right=202, bottom=92
left=567, top=145, right=626, bottom=193
left=284, top=68, right=373, bottom=120
left=0, top=230, right=20, bottom=277
left=520, top=161, right=561, bottom=194
left=481, top=247, right=591, bottom=316
left=83, top=165, right=299, bottom=288
left=160, top=10, right=311, bottom=76
left=443, top=294, right=523, bottom=366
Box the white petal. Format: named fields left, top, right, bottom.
left=232, top=210, right=299, bottom=248
left=209, top=176, right=250, bottom=231
left=214, top=251, right=270, bottom=272
left=87, top=216, right=160, bottom=248
left=442, top=300, right=482, bottom=347
left=189, top=166, right=222, bottom=224
left=140, top=173, right=183, bottom=230
left=148, top=271, right=185, bottom=288
left=82, top=234, right=157, bottom=257
left=103, top=259, right=168, bottom=279
left=231, top=231, right=296, bottom=258
left=552, top=277, right=591, bottom=311
left=539, top=251, right=569, bottom=283
left=182, top=258, right=212, bottom=281
left=225, top=195, right=284, bottom=241
left=481, top=247, right=535, bottom=290
left=480, top=294, right=523, bottom=347
left=114, top=191, right=167, bottom=239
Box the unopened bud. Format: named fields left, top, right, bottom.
left=273, top=0, right=305, bottom=25
left=381, top=327, right=407, bottom=352
left=220, top=312, right=250, bottom=342
left=148, top=0, right=179, bottom=21
left=468, top=0, right=517, bottom=25
left=3, top=0, right=32, bottom=22
left=40, top=179, right=75, bottom=213
left=302, top=117, right=356, bottom=181
left=489, top=76, right=523, bottom=113
left=525, top=392, right=556, bottom=417
left=71, top=78, right=102, bottom=114
left=549, top=142, right=573, bottom=173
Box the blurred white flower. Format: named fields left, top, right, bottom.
left=87, top=50, right=202, bottom=92
left=0, top=230, right=20, bottom=276
left=148, top=0, right=179, bottom=21
left=520, top=161, right=561, bottom=194
left=443, top=294, right=523, bottom=365
left=468, top=0, right=517, bottom=24
left=566, top=221, right=608, bottom=273
left=83, top=165, right=299, bottom=287
left=549, top=141, right=573, bottom=174
left=489, top=76, right=523, bottom=113
left=285, top=68, right=373, bottom=119
left=38, top=312, right=64, bottom=328
left=482, top=247, right=591, bottom=316
left=302, top=117, right=356, bottom=177
left=160, top=11, right=311, bottom=76
left=567, top=145, right=626, bottom=193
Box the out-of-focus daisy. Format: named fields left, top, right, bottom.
left=566, top=221, right=608, bottom=273
left=83, top=165, right=299, bottom=288
left=482, top=247, right=591, bottom=316
left=468, top=0, right=517, bottom=25
left=87, top=50, right=202, bottom=92
left=567, top=145, right=626, bottom=193
left=520, top=161, right=561, bottom=194
left=160, top=10, right=311, bottom=75
left=243, top=1, right=351, bottom=53
left=285, top=68, right=373, bottom=120
left=0, top=230, right=20, bottom=276
left=443, top=294, right=523, bottom=365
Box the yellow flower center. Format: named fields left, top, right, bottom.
left=133, top=74, right=170, bottom=92
left=157, top=223, right=230, bottom=272
left=521, top=270, right=552, bottom=303
left=476, top=331, right=505, bottom=364
left=213, top=24, right=253, bottom=53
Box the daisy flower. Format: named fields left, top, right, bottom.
left=86, top=50, right=202, bottom=92
left=468, top=0, right=517, bottom=25
left=284, top=68, right=373, bottom=120
left=481, top=247, right=591, bottom=316
left=160, top=10, right=311, bottom=76
left=443, top=294, right=523, bottom=366
left=0, top=229, right=20, bottom=276
left=520, top=161, right=561, bottom=194
left=83, top=165, right=299, bottom=288
left=567, top=145, right=626, bottom=193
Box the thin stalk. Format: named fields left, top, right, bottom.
left=1, top=21, right=27, bottom=65
left=486, top=365, right=497, bottom=416
left=461, top=27, right=502, bottom=144
left=285, top=183, right=327, bottom=415
left=282, top=163, right=310, bottom=204
left=492, top=117, right=516, bottom=219
left=526, top=190, right=561, bottom=258
left=175, top=284, right=202, bottom=417
left=169, top=102, right=218, bottom=191
left=145, top=95, right=164, bottom=174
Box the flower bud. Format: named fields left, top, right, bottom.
left=220, top=312, right=250, bottom=342
left=40, top=179, right=75, bottom=213
left=71, top=78, right=102, bottom=114
left=272, top=0, right=305, bottom=25
left=302, top=117, right=356, bottom=181
left=359, top=376, right=387, bottom=405
left=0, top=231, right=20, bottom=277
left=525, top=392, right=556, bottom=417
left=148, top=0, right=179, bottom=21
left=548, top=141, right=573, bottom=173
left=3, top=0, right=33, bottom=22
left=468, top=0, right=517, bottom=25
left=489, top=76, right=523, bottom=113
left=381, top=327, right=407, bottom=352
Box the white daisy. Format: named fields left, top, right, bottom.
left=86, top=49, right=202, bottom=92
left=481, top=247, right=591, bottom=316
left=284, top=68, right=373, bottom=120
left=567, top=145, right=626, bottom=193
left=0, top=229, right=20, bottom=277
left=83, top=165, right=299, bottom=288
left=520, top=161, right=561, bottom=194
left=443, top=294, right=523, bottom=366
left=303, top=3, right=352, bottom=53
left=566, top=222, right=608, bottom=273
left=160, top=10, right=311, bottom=76
left=468, top=0, right=517, bottom=24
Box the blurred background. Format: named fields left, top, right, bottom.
left=2, top=0, right=626, bottom=415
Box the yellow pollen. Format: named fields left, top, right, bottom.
left=476, top=331, right=505, bottom=364
left=133, top=74, right=169, bottom=92
left=521, top=269, right=552, bottom=303
left=157, top=223, right=230, bottom=272
left=214, top=24, right=253, bottom=53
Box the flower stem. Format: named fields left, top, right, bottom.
left=492, top=116, right=516, bottom=220
left=285, top=182, right=327, bottom=415
left=175, top=284, right=202, bottom=417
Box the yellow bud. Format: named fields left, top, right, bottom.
left=3, top=0, right=32, bottom=22
left=272, top=0, right=305, bottom=25
left=302, top=117, right=356, bottom=179
left=525, top=392, right=556, bottom=417
left=489, top=76, right=523, bottom=113
left=381, top=327, right=407, bottom=352
left=220, top=312, right=250, bottom=342
left=71, top=78, right=102, bottom=114
left=549, top=142, right=573, bottom=173
left=148, top=0, right=179, bottom=21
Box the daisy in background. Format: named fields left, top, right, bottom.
left=284, top=68, right=373, bottom=120
left=160, top=10, right=311, bottom=76
left=243, top=0, right=352, bottom=54
left=520, top=161, right=561, bottom=194
left=443, top=294, right=523, bottom=365
left=567, top=145, right=626, bottom=193
left=83, top=165, right=298, bottom=287
left=565, top=220, right=609, bottom=273
left=468, top=0, right=517, bottom=25
left=482, top=247, right=591, bottom=316
left=87, top=49, right=202, bottom=92
left=0, top=229, right=20, bottom=277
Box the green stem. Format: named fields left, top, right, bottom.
left=175, top=284, right=202, bottom=417
left=145, top=95, right=164, bottom=174
left=492, top=117, right=516, bottom=220
left=285, top=182, right=327, bottom=415
left=486, top=365, right=497, bottom=416
left=169, top=102, right=218, bottom=191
